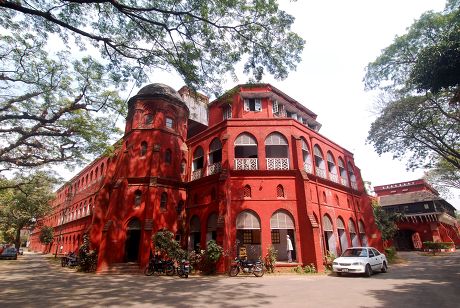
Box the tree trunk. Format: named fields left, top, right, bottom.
left=15, top=227, right=21, bottom=250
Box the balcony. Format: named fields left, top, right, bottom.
left=329, top=173, right=339, bottom=184
left=304, top=162, right=313, bottom=174
left=266, top=158, right=289, bottom=170
left=191, top=169, right=203, bottom=181
left=207, top=162, right=222, bottom=176
left=340, top=178, right=349, bottom=187
left=234, top=158, right=258, bottom=170
left=316, top=168, right=327, bottom=179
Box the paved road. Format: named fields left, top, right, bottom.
left=1, top=251, right=459, bottom=307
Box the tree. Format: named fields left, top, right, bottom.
left=372, top=201, right=401, bottom=246
left=39, top=226, right=54, bottom=252
left=0, top=171, right=57, bottom=249
left=424, top=158, right=460, bottom=197
left=0, top=1, right=304, bottom=173
left=364, top=0, right=460, bottom=179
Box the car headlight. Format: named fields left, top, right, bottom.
left=352, top=262, right=364, bottom=266
left=332, top=262, right=338, bottom=265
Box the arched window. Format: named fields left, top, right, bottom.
left=90, top=170, right=93, bottom=182
left=95, top=167, right=99, bottom=178
left=192, top=147, right=204, bottom=180
left=134, top=190, right=142, bottom=207
left=323, top=215, right=337, bottom=256
left=160, top=192, right=168, bottom=210
left=236, top=211, right=261, bottom=258
left=314, top=145, right=326, bottom=179
left=358, top=220, right=368, bottom=246
left=100, top=163, right=104, bottom=176
left=337, top=217, right=348, bottom=254
left=144, top=113, right=153, bottom=125
left=338, top=157, right=348, bottom=186
left=265, top=132, right=289, bottom=170
left=334, top=194, right=340, bottom=207
left=176, top=200, right=184, bottom=214
left=348, top=161, right=357, bottom=190
left=349, top=219, right=359, bottom=247
left=243, top=185, right=251, bottom=198
left=234, top=133, right=258, bottom=170
left=206, top=213, right=218, bottom=242
left=208, top=138, right=222, bottom=175
left=322, top=191, right=327, bottom=203
left=301, top=139, right=312, bottom=173
left=327, top=152, right=338, bottom=183
left=165, top=149, right=172, bottom=164
left=140, top=141, right=148, bottom=156
left=276, top=184, right=285, bottom=198
left=180, top=160, right=187, bottom=175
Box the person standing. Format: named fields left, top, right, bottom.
left=286, top=235, right=293, bottom=263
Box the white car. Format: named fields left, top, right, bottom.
left=332, top=247, right=388, bottom=277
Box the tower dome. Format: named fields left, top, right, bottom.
left=136, top=83, right=184, bottom=104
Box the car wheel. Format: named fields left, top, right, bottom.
left=381, top=261, right=388, bottom=273
left=364, top=264, right=372, bottom=277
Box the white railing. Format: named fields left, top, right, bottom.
left=329, top=173, right=339, bottom=183
left=351, top=181, right=358, bottom=190
left=207, top=162, right=222, bottom=175
left=304, top=162, right=313, bottom=174
left=341, top=178, right=349, bottom=187
left=266, top=158, right=289, bottom=170
left=316, top=168, right=327, bottom=179
left=234, top=158, right=258, bottom=170
left=191, top=169, right=203, bottom=181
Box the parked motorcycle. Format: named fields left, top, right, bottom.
left=228, top=257, right=265, bottom=277
left=144, top=257, right=175, bottom=276
left=176, top=259, right=190, bottom=278
left=61, top=252, right=78, bottom=267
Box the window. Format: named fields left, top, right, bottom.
left=243, top=185, right=251, bottom=198
left=314, top=145, right=326, bottom=178
left=140, top=141, right=148, bottom=156
left=165, top=117, right=174, bottom=128
left=302, top=139, right=312, bottom=173
left=327, top=152, right=338, bottom=182
left=180, top=160, right=187, bottom=174
left=223, top=105, right=232, bottom=120
left=208, top=138, right=222, bottom=165
left=265, top=132, right=289, bottom=170
left=334, top=194, right=340, bottom=206
left=160, top=192, right=168, bottom=210
left=192, top=147, right=204, bottom=170
left=271, top=230, right=280, bottom=244
left=165, top=149, right=172, bottom=164
left=134, top=190, right=142, bottom=207
left=243, top=230, right=253, bottom=244
left=144, top=114, right=153, bottom=125
left=272, top=100, right=279, bottom=114
left=176, top=200, right=184, bottom=214
left=276, top=184, right=285, bottom=198
left=244, top=98, right=262, bottom=112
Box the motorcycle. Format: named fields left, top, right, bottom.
left=144, top=257, right=175, bottom=276
left=228, top=257, right=265, bottom=277
left=176, top=259, right=190, bottom=278
left=61, top=252, right=78, bottom=267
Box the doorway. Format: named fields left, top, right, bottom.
left=125, top=219, right=141, bottom=262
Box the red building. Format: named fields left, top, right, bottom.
left=29, top=83, right=382, bottom=272
left=374, top=180, right=460, bottom=250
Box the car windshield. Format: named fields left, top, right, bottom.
left=341, top=248, right=368, bottom=258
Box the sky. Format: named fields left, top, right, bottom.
left=62, top=0, right=460, bottom=209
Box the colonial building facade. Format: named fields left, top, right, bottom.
left=374, top=180, right=460, bottom=250
left=30, top=83, right=382, bottom=272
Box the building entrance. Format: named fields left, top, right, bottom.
left=125, top=219, right=141, bottom=262
left=394, top=229, right=415, bottom=251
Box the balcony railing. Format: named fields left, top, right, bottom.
left=341, top=178, right=349, bottom=187
left=191, top=169, right=203, bottom=181
left=329, top=173, right=339, bottom=184
left=266, top=158, right=289, bottom=170
left=304, top=162, right=313, bottom=174
left=351, top=181, right=358, bottom=190
left=234, top=158, right=258, bottom=170
left=316, top=168, right=327, bottom=179
left=207, top=162, right=222, bottom=176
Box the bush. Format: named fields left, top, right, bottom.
left=78, top=234, right=98, bottom=272
left=264, top=245, right=277, bottom=273
left=200, top=240, right=223, bottom=275
left=384, top=246, right=397, bottom=263
left=152, top=230, right=186, bottom=261
left=422, top=241, right=454, bottom=250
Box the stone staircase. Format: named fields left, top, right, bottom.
left=97, top=262, right=142, bottom=275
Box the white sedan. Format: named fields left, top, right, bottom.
left=332, top=247, right=388, bottom=277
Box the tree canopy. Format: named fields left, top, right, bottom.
left=0, top=171, right=57, bottom=248
left=364, top=0, right=460, bottom=188
left=0, top=0, right=304, bottom=173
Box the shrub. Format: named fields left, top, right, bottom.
left=200, top=240, right=223, bottom=275
left=152, top=229, right=187, bottom=261
left=78, top=234, right=98, bottom=272
left=384, top=246, right=397, bottom=263
left=264, top=245, right=277, bottom=273
left=423, top=241, right=453, bottom=250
